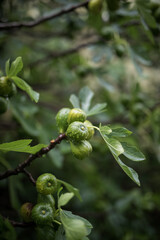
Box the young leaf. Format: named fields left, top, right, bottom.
left=121, top=142, right=145, bottom=161
left=0, top=139, right=47, bottom=154
left=58, top=192, right=74, bottom=208
left=99, top=124, right=112, bottom=135
left=8, top=57, right=23, bottom=77
left=79, top=86, right=94, bottom=112
left=69, top=94, right=80, bottom=108
left=5, top=59, right=10, bottom=76
left=60, top=210, right=92, bottom=240
left=58, top=180, right=82, bottom=201
left=11, top=76, right=39, bottom=102
left=114, top=155, right=140, bottom=186
left=87, top=103, right=107, bottom=116
left=109, top=127, right=132, bottom=138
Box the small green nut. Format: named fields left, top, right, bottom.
left=88, top=0, right=103, bottom=13
left=70, top=140, right=92, bottom=160
left=0, top=97, right=8, bottom=114
left=67, top=108, right=86, bottom=125
left=37, top=194, right=55, bottom=212
left=56, top=108, right=71, bottom=133
left=20, top=202, right=34, bottom=223
left=31, top=203, right=54, bottom=225
left=36, top=173, right=57, bottom=195
left=66, top=121, right=89, bottom=142
left=0, top=77, right=16, bottom=97
left=84, top=120, right=95, bottom=140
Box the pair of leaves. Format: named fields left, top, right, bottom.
left=99, top=125, right=145, bottom=186
left=5, top=57, right=39, bottom=102
left=69, top=86, right=107, bottom=116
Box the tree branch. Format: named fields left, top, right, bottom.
left=0, top=1, right=89, bottom=30
left=0, top=133, right=66, bottom=180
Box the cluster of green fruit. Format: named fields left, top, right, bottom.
left=56, top=108, right=95, bottom=160
left=0, top=76, right=17, bottom=114
left=20, top=173, right=57, bottom=225
left=88, top=0, right=120, bottom=14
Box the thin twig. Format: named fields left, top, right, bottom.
left=8, top=219, right=35, bottom=228
left=0, top=1, right=89, bottom=30
left=23, top=169, right=36, bottom=186
left=0, top=133, right=67, bottom=180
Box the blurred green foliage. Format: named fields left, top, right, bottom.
left=0, top=0, right=160, bottom=239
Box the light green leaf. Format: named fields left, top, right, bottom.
left=121, top=142, right=145, bottom=161
left=69, top=94, right=80, bottom=108
left=5, top=59, right=10, bottom=76
left=58, top=192, right=74, bottom=208
left=114, top=155, right=140, bottom=186
left=8, top=57, right=23, bottom=77
left=0, top=139, right=47, bottom=154
left=11, top=76, right=39, bottom=102
left=58, top=180, right=82, bottom=201
left=99, top=124, right=112, bottom=135
left=109, top=127, right=132, bottom=138
left=87, top=103, right=107, bottom=116
left=79, top=86, right=94, bottom=112
left=60, top=210, right=92, bottom=240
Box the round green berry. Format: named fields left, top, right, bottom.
left=56, top=108, right=71, bottom=133
left=37, top=194, right=55, bottom=212
left=88, top=0, right=103, bottom=13
left=36, top=173, right=57, bottom=195
left=70, top=140, right=92, bottom=160
left=66, top=121, right=89, bottom=142
left=20, top=202, right=33, bottom=223
left=31, top=203, right=54, bottom=225
left=67, top=108, right=86, bottom=124
left=0, top=77, right=15, bottom=97
left=84, top=120, right=95, bottom=140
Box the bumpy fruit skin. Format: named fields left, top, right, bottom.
left=88, top=0, right=103, bottom=13
left=66, top=121, right=88, bottom=142
left=56, top=108, right=71, bottom=133
left=70, top=140, right=92, bottom=160
left=37, top=194, right=55, bottom=212
left=106, top=0, right=119, bottom=11
left=0, top=77, right=15, bottom=97
left=67, top=108, right=86, bottom=124
left=20, top=202, right=34, bottom=223
left=31, top=203, right=54, bottom=225
left=84, top=120, right=95, bottom=140
left=0, top=97, right=8, bottom=114
left=36, top=173, right=57, bottom=195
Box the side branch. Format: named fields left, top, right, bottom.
left=0, top=133, right=66, bottom=180
left=0, top=1, right=89, bottom=30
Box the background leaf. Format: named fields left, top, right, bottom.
left=79, top=86, right=94, bottom=112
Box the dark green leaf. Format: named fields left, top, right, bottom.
left=55, top=226, right=66, bottom=240
left=109, top=127, right=132, bottom=138
left=5, top=59, right=10, bottom=76
left=58, top=180, right=82, bottom=201
left=121, top=142, right=145, bottom=161
left=11, top=76, right=39, bottom=102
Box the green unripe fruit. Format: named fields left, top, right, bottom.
left=67, top=108, right=86, bottom=124
left=66, top=121, right=89, bottom=142
left=37, top=194, right=55, bottom=212
left=0, top=97, right=8, bottom=114
left=0, top=77, right=16, bottom=97
left=36, top=173, right=57, bottom=195
left=8, top=82, right=17, bottom=98
left=88, top=0, right=103, bottom=13
left=56, top=108, right=71, bottom=133
left=84, top=120, right=95, bottom=140
left=106, top=0, right=119, bottom=11
left=115, top=44, right=125, bottom=57
left=20, top=202, right=34, bottom=223
left=31, top=203, right=54, bottom=225
left=70, top=140, right=92, bottom=160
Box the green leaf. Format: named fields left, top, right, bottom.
left=60, top=210, right=92, bottom=240
left=109, top=127, right=132, bottom=138
left=11, top=76, right=39, bottom=102
left=8, top=56, right=23, bottom=77
left=55, top=226, right=66, bottom=240
left=58, top=192, right=74, bottom=208
left=0, top=139, right=47, bottom=154
left=58, top=180, right=82, bottom=201
left=5, top=59, right=10, bottom=76
left=121, top=142, right=145, bottom=161
left=114, top=155, right=140, bottom=186
left=79, top=86, right=94, bottom=112
left=0, top=215, right=17, bottom=240
left=69, top=94, right=80, bottom=108
left=87, top=103, right=107, bottom=116
left=99, top=124, right=112, bottom=135
left=36, top=226, right=55, bottom=240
